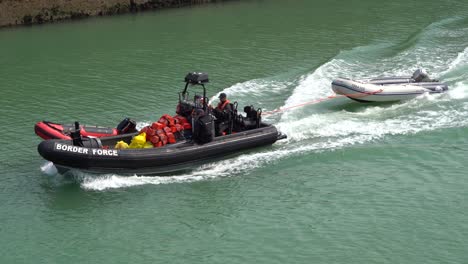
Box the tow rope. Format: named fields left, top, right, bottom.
left=262, top=89, right=383, bottom=116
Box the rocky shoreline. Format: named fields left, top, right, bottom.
left=0, top=0, right=224, bottom=28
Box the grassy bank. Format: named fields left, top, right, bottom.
left=0, top=0, right=223, bottom=27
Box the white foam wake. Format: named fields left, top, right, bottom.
left=80, top=173, right=205, bottom=191
left=282, top=59, right=346, bottom=109
left=208, top=77, right=295, bottom=111
left=448, top=81, right=468, bottom=100
left=80, top=95, right=468, bottom=191
left=40, top=161, right=58, bottom=176
left=445, top=47, right=468, bottom=72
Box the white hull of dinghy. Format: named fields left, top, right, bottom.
left=332, top=78, right=431, bottom=102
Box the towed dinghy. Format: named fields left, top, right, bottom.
left=37, top=72, right=287, bottom=175
left=331, top=69, right=448, bottom=102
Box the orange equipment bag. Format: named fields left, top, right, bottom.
left=159, top=134, right=167, bottom=145
left=152, top=122, right=164, bottom=130
left=157, top=117, right=168, bottom=127
left=166, top=132, right=176, bottom=144
left=174, top=124, right=183, bottom=132
left=162, top=114, right=175, bottom=127
left=149, top=135, right=160, bottom=145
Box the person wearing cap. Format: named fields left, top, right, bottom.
left=216, top=93, right=231, bottom=111
left=213, top=93, right=233, bottom=136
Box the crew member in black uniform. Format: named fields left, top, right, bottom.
left=212, top=93, right=233, bottom=136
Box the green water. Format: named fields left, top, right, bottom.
left=2, top=0, right=468, bottom=263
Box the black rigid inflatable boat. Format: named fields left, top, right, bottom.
left=38, top=124, right=282, bottom=175
left=38, top=72, right=286, bottom=175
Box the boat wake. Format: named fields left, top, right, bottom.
left=41, top=161, right=58, bottom=175
left=55, top=17, right=468, bottom=191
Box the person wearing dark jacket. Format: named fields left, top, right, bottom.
left=214, top=93, right=232, bottom=118
left=212, top=93, right=233, bottom=136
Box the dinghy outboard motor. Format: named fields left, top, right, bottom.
left=116, top=117, right=137, bottom=134
left=412, top=69, right=432, bottom=82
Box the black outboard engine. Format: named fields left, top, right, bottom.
left=243, top=105, right=262, bottom=129
left=116, top=118, right=137, bottom=134
left=412, top=69, right=432, bottom=82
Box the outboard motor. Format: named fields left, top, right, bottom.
left=243, top=105, right=262, bottom=129
left=412, top=69, right=431, bottom=82
left=116, top=118, right=137, bottom=134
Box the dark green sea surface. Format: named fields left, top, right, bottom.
left=1, top=0, right=468, bottom=263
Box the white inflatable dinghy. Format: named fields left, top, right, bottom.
left=331, top=69, right=448, bottom=102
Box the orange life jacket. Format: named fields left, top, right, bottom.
left=217, top=99, right=230, bottom=111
